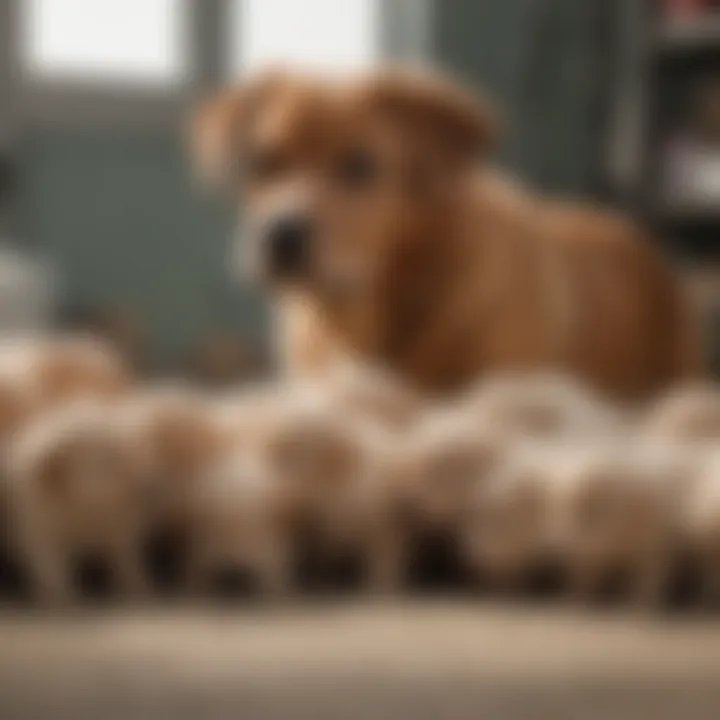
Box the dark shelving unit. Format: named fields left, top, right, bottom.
left=609, top=1, right=720, bottom=372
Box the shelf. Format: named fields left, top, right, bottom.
left=656, top=15, right=720, bottom=53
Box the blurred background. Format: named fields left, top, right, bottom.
left=0, top=0, right=718, bottom=379
left=1, top=4, right=720, bottom=718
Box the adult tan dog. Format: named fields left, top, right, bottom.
left=192, top=68, right=700, bottom=400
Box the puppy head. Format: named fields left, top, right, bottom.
left=12, top=402, right=147, bottom=517
left=191, top=68, right=497, bottom=298
left=140, top=394, right=226, bottom=486
left=553, top=455, right=664, bottom=564
left=192, top=450, right=289, bottom=549
left=261, top=404, right=368, bottom=514
left=394, top=414, right=503, bottom=529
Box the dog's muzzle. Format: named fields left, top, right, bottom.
left=263, top=213, right=313, bottom=280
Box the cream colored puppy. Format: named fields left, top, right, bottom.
left=642, top=384, right=720, bottom=441
left=118, top=385, right=230, bottom=532
left=6, top=399, right=150, bottom=605
left=466, top=441, right=687, bottom=603
left=549, top=443, right=686, bottom=605
left=182, top=448, right=294, bottom=597
left=254, top=396, right=392, bottom=592
left=462, top=442, right=561, bottom=591
left=381, top=409, right=508, bottom=589
left=462, top=373, right=624, bottom=440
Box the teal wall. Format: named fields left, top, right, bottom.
left=17, top=129, right=267, bottom=366
left=434, top=0, right=605, bottom=196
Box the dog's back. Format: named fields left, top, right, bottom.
left=459, top=174, right=702, bottom=400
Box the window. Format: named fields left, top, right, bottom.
left=22, top=0, right=187, bottom=85
left=234, top=0, right=379, bottom=75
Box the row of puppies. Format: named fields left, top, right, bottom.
left=1, top=349, right=720, bottom=607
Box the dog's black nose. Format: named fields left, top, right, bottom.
left=266, top=215, right=312, bottom=277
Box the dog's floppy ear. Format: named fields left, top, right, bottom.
left=359, top=69, right=499, bottom=169
left=190, top=70, right=287, bottom=187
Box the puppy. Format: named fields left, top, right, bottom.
left=548, top=443, right=685, bottom=606
left=117, top=385, right=233, bottom=590
left=381, top=409, right=507, bottom=589
left=192, top=67, right=699, bottom=400
left=253, top=396, right=391, bottom=592
left=642, top=384, right=720, bottom=441
left=461, top=442, right=562, bottom=592
left=182, top=448, right=294, bottom=598
left=6, top=399, right=150, bottom=605
left=461, top=373, right=624, bottom=440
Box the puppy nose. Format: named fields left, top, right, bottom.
left=265, top=215, right=312, bottom=277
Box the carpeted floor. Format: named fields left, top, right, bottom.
left=1, top=600, right=720, bottom=719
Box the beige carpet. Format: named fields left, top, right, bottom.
left=1, top=600, right=720, bottom=719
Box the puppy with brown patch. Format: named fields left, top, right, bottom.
left=192, top=68, right=700, bottom=400
left=5, top=400, right=150, bottom=605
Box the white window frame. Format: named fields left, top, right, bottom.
left=3, top=0, right=432, bottom=133
left=6, top=0, right=225, bottom=131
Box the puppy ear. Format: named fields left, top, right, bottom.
left=189, top=70, right=288, bottom=188
left=359, top=69, right=499, bottom=169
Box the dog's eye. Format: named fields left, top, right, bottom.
left=246, top=148, right=287, bottom=182
left=337, top=150, right=379, bottom=189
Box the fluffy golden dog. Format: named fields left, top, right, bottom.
left=193, top=68, right=700, bottom=400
